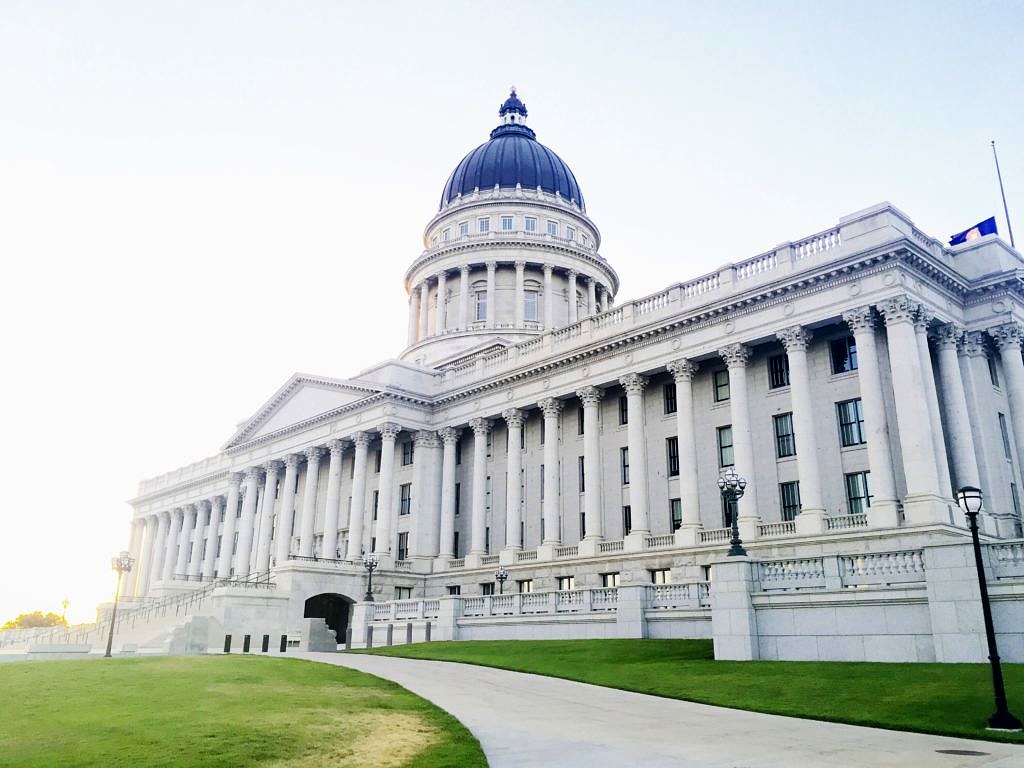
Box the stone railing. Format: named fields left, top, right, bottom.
left=758, top=521, right=796, bottom=538
left=839, top=551, right=925, bottom=586
left=758, top=558, right=827, bottom=591
left=826, top=513, right=869, bottom=531
left=481, top=555, right=500, bottom=565
left=458, top=588, right=620, bottom=619
left=645, top=534, right=676, bottom=549
left=991, top=541, right=1024, bottom=579
left=792, top=227, right=841, bottom=259
left=370, top=599, right=440, bottom=622
left=393, top=560, right=413, bottom=571
left=555, top=545, right=579, bottom=558
left=756, top=550, right=926, bottom=592
left=647, top=582, right=711, bottom=609
left=598, top=540, right=624, bottom=553
left=423, top=599, right=440, bottom=618
left=447, top=558, right=465, bottom=569
left=516, top=550, right=538, bottom=562
left=591, top=587, right=619, bottom=611
left=372, top=603, right=392, bottom=620
left=699, top=527, right=732, bottom=544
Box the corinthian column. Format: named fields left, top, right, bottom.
left=407, top=290, right=419, bottom=346
left=215, top=473, right=241, bottom=577
left=577, top=387, right=604, bottom=550
left=514, top=261, right=525, bottom=327
left=467, top=418, right=492, bottom=559
left=915, top=309, right=953, bottom=497
left=990, top=322, right=1024, bottom=470
left=373, top=423, right=401, bottom=562
left=437, top=427, right=461, bottom=560
left=202, top=496, right=223, bottom=580
left=539, top=398, right=563, bottom=550
left=174, top=504, right=195, bottom=579
left=719, top=344, right=759, bottom=539
left=137, top=515, right=159, bottom=595
left=485, top=261, right=497, bottom=329
left=345, top=432, right=371, bottom=561
left=274, top=454, right=301, bottom=565
left=567, top=270, right=578, bottom=324
left=235, top=468, right=262, bottom=576
left=297, top=447, right=324, bottom=557
left=502, top=410, right=525, bottom=556
left=410, top=430, right=442, bottom=559
left=187, top=501, right=207, bottom=579
left=158, top=510, right=177, bottom=582
left=667, top=359, right=701, bottom=543
left=254, top=462, right=280, bottom=572
left=435, top=272, right=447, bottom=334
left=321, top=440, right=347, bottom=561
left=620, top=374, right=651, bottom=542
left=935, top=324, right=981, bottom=494
left=458, top=264, right=470, bottom=329
left=418, top=281, right=430, bottom=340
left=543, top=264, right=554, bottom=328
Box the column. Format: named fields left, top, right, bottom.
left=878, top=296, right=946, bottom=524
left=667, top=359, right=701, bottom=542
left=586, top=277, right=597, bottom=317
left=435, top=271, right=447, bottom=334
left=373, top=422, right=401, bottom=560
left=599, top=286, right=610, bottom=313
left=274, top=454, right=301, bottom=565
left=187, top=502, right=206, bottom=579
left=418, top=281, right=430, bottom=340
left=410, top=430, right=442, bottom=559
left=321, top=440, right=347, bottom=561
left=620, top=374, right=652, bottom=540
left=935, top=324, right=981, bottom=491
left=161, top=508, right=183, bottom=581
left=298, top=447, right=324, bottom=557
left=577, top=387, right=604, bottom=544
left=719, top=345, right=759, bottom=538
left=255, top=461, right=281, bottom=571
left=437, top=427, right=461, bottom=560
left=543, top=263, right=554, bottom=329
left=777, top=326, right=827, bottom=534
left=468, top=418, right=491, bottom=556
left=407, top=291, right=419, bottom=345
left=215, top=473, right=241, bottom=577
left=173, top=504, right=196, bottom=579
left=202, top=496, right=223, bottom=580
left=137, top=515, right=159, bottom=595
left=235, top=467, right=262, bottom=576
left=567, top=269, right=578, bottom=324
left=126, top=519, right=144, bottom=595
left=485, top=261, right=496, bottom=329
left=960, top=332, right=1002, bottom=533
left=346, top=432, right=371, bottom=561
left=843, top=307, right=899, bottom=526
left=514, top=260, right=526, bottom=327
left=157, top=510, right=176, bottom=582
left=458, top=264, right=470, bottom=329
left=915, top=309, right=953, bottom=497
left=539, top=397, right=564, bottom=548
left=502, top=410, right=525, bottom=555
left=990, top=322, right=1024, bottom=470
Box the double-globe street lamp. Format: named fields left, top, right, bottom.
left=718, top=468, right=748, bottom=557
left=104, top=550, right=136, bottom=658
left=363, top=553, right=379, bottom=602
left=495, top=567, right=509, bottom=594
left=956, top=486, right=1022, bottom=731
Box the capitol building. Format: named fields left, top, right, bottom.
left=76, top=90, right=1024, bottom=662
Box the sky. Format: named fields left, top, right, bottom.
left=1, top=0, right=1021, bottom=624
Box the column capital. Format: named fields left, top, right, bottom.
left=210, top=494, right=225, bottom=508
left=262, top=459, right=282, bottom=476
left=989, top=322, right=1024, bottom=350
left=777, top=325, right=813, bottom=352
left=468, top=417, right=492, bottom=436
left=878, top=294, right=918, bottom=326
left=414, top=429, right=440, bottom=448
left=283, top=453, right=302, bottom=471
left=243, top=466, right=263, bottom=483
left=842, top=305, right=876, bottom=332
left=226, top=471, right=243, bottom=489
left=502, top=407, right=527, bottom=427
left=619, top=372, right=648, bottom=394
left=666, top=358, right=699, bottom=382
left=542, top=263, right=554, bottom=275
left=585, top=276, right=596, bottom=286
left=459, top=263, right=470, bottom=275
left=439, top=426, right=463, bottom=445
left=934, top=322, right=965, bottom=350
left=326, top=438, right=349, bottom=457
left=718, top=343, right=751, bottom=368
left=514, top=259, right=526, bottom=270
left=485, top=260, right=497, bottom=273
left=913, top=306, right=935, bottom=330
left=960, top=330, right=989, bottom=357
left=576, top=386, right=604, bottom=407
left=194, top=499, right=210, bottom=513
left=303, top=446, right=325, bottom=464
left=352, top=430, right=373, bottom=448
left=538, top=397, right=564, bottom=417
left=377, top=422, right=402, bottom=440
left=182, top=502, right=197, bottom=515
left=434, top=270, right=447, bottom=282
left=566, top=269, right=578, bottom=280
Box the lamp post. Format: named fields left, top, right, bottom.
left=495, top=567, right=509, bottom=595
left=718, top=468, right=748, bottom=557
left=362, top=553, right=379, bottom=602
left=956, top=486, right=1022, bottom=731
left=104, top=551, right=136, bottom=658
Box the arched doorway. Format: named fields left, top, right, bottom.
left=303, top=593, right=353, bottom=643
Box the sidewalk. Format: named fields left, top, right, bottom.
left=297, top=652, right=1024, bottom=768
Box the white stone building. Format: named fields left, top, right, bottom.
left=102, top=90, right=1024, bottom=662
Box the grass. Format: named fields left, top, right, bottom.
left=0, top=655, right=486, bottom=768
left=365, top=638, right=1024, bottom=744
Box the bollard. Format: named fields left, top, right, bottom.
left=224, top=634, right=232, bottom=653
left=243, top=634, right=251, bottom=653
left=386, top=624, right=394, bottom=646
left=280, top=634, right=288, bottom=653
left=425, top=621, right=431, bottom=642
left=261, top=634, right=270, bottom=653
left=366, top=625, right=373, bottom=649
left=406, top=622, right=413, bottom=645
left=345, top=627, right=352, bottom=651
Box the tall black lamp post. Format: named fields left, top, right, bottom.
left=363, top=553, right=379, bottom=602
left=956, top=485, right=1022, bottom=731
left=104, top=550, right=136, bottom=658
left=718, top=468, right=748, bottom=557
left=495, top=567, right=509, bottom=595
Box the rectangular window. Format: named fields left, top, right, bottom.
left=442, top=227, right=450, bottom=241
left=830, top=335, right=858, bottom=374
left=395, top=586, right=412, bottom=600
left=650, top=568, right=672, bottom=585
left=666, top=436, right=679, bottom=476
left=618, top=395, right=629, bottom=425
left=517, top=579, right=535, bottom=593
left=525, top=216, right=537, bottom=232
left=372, top=490, right=379, bottom=521
left=622, top=505, right=632, bottom=535
left=475, top=290, right=487, bottom=321
left=577, top=406, right=585, bottom=435
left=774, top=412, right=796, bottom=457
left=455, top=440, right=462, bottom=465
left=845, top=471, right=873, bottom=514
left=768, top=353, right=790, bottom=389
left=999, top=413, right=1013, bottom=460
left=601, top=572, right=621, bottom=588
left=717, top=425, right=734, bottom=468
left=485, top=526, right=490, bottom=552
left=620, top=447, right=630, bottom=485
left=481, top=582, right=495, bottom=596
left=397, top=532, right=409, bottom=560
left=780, top=481, right=801, bottom=521
left=399, top=483, right=412, bottom=516
left=989, top=356, right=1000, bottom=387
left=837, top=399, right=866, bottom=447
left=232, top=532, right=238, bottom=554
left=447, top=585, right=461, bottom=596
left=520, top=426, right=526, bottom=450
left=485, top=475, right=492, bottom=513
left=524, top=290, right=539, bottom=322
left=670, top=498, right=682, bottom=530
left=547, top=220, right=558, bottom=236
left=557, top=575, right=575, bottom=591
left=486, top=431, right=492, bottom=458
left=663, top=382, right=677, bottom=414
left=501, top=215, right=514, bottom=231
left=453, top=531, right=459, bottom=557
left=375, top=449, right=382, bottom=473
left=566, top=226, right=575, bottom=241
left=722, top=494, right=738, bottom=527
left=1012, top=483, right=1022, bottom=517
left=578, top=456, right=585, bottom=492
left=540, top=417, right=545, bottom=445
left=478, top=217, right=489, bottom=232
left=713, top=369, right=730, bottom=402
left=401, top=441, right=414, bottom=466
left=454, top=482, right=461, bottom=516
left=580, top=511, right=586, bottom=538
left=458, top=221, right=469, bottom=237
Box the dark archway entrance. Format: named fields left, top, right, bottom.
left=304, top=593, right=352, bottom=643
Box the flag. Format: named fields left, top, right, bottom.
left=949, top=216, right=998, bottom=246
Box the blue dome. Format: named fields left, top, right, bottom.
left=440, top=92, right=585, bottom=212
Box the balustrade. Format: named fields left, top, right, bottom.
left=826, top=513, right=869, bottom=531
left=598, top=540, right=624, bottom=553
left=757, top=521, right=796, bottom=538
left=991, top=542, right=1024, bottom=579
left=699, top=527, right=731, bottom=544
left=838, top=550, right=925, bottom=587
left=644, top=534, right=675, bottom=549
left=758, top=558, right=827, bottom=591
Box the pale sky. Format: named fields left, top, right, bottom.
left=1, top=1, right=1021, bottom=624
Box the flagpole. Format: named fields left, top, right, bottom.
left=992, top=140, right=1016, bottom=248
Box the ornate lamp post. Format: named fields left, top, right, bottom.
left=362, top=553, right=379, bottom=602
left=718, top=468, right=748, bottom=557
left=956, top=486, right=1022, bottom=731
left=495, top=567, right=509, bottom=595
left=104, top=550, right=136, bottom=658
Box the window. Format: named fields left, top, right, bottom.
left=670, top=498, right=682, bottom=530
left=501, top=215, right=513, bottom=231
left=453, top=531, right=459, bottom=557
left=401, top=441, right=414, bottom=466
left=447, top=585, right=461, bottom=596
left=717, top=425, right=734, bottom=468
left=650, top=568, right=672, bottom=585
left=372, top=490, right=379, bottom=520
left=774, top=413, right=796, bottom=457
left=557, top=575, right=576, bottom=591
left=578, top=456, right=585, bottom=492
left=577, top=407, right=585, bottom=435
left=458, top=221, right=469, bottom=237
left=454, top=482, right=461, bottom=515
left=663, top=382, right=677, bottom=414
left=666, top=437, right=679, bottom=476
left=622, top=505, right=632, bottom=535
left=455, top=440, right=462, bottom=465
left=989, top=356, right=1000, bottom=387
left=520, top=426, right=526, bottom=450
left=768, top=353, right=790, bottom=389
left=475, top=290, right=487, bottom=321
left=517, top=579, right=534, bottom=593
left=830, top=336, right=858, bottom=374
left=524, top=290, right=539, bottom=322
left=442, top=227, right=450, bottom=241
left=618, top=395, right=629, bottom=425
left=620, top=447, right=630, bottom=485
left=601, top=572, right=620, bottom=588
left=395, top=586, right=412, bottom=600
left=547, top=220, right=558, bottom=236
left=1012, top=483, right=1022, bottom=517
left=481, top=582, right=495, bottom=596
left=722, top=494, right=737, bottom=527
left=232, top=532, right=238, bottom=554
left=374, top=449, right=382, bottom=473
left=540, top=464, right=545, bottom=499
left=999, top=413, right=1013, bottom=460
left=485, top=526, right=490, bottom=552
left=540, top=417, right=545, bottom=445
left=397, top=532, right=409, bottom=560
left=566, top=226, right=575, bottom=241
left=837, top=399, right=866, bottom=447
left=525, top=216, right=537, bottom=232
left=845, top=471, right=872, bottom=514
left=430, top=235, right=438, bottom=248
left=399, top=483, right=412, bottom=516
left=580, top=511, right=586, bottom=538
left=780, top=481, right=801, bottom=521
left=486, top=432, right=493, bottom=458
left=713, top=369, right=730, bottom=402
left=371, top=536, right=376, bottom=552
left=478, top=217, right=490, bottom=232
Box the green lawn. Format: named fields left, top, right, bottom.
left=0, top=656, right=486, bottom=768
left=365, top=638, right=1024, bottom=744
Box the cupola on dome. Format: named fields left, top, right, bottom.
left=440, top=89, right=585, bottom=211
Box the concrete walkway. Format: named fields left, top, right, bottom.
left=297, top=652, right=1023, bottom=768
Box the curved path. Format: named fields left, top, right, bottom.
left=297, top=652, right=1023, bottom=767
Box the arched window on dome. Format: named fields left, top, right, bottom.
left=458, top=221, right=469, bottom=237
left=524, top=290, right=539, bottom=323
left=525, top=216, right=537, bottom=233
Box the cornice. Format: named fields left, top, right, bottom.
left=129, top=469, right=231, bottom=507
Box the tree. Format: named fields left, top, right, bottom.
left=1, top=611, right=68, bottom=630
